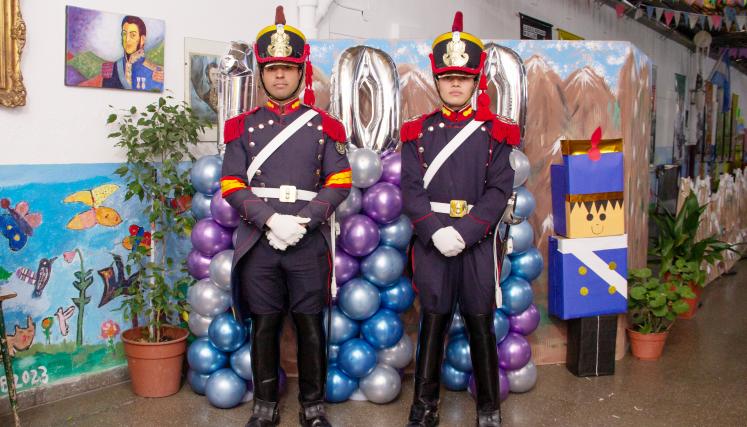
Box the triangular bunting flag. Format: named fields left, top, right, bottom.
left=710, top=15, right=722, bottom=30
left=736, top=15, right=746, bottom=31
left=646, top=6, right=655, bottom=19
left=615, top=4, right=626, bottom=18
left=699, top=15, right=707, bottom=29
left=655, top=7, right=664, bottom=22
left=689, top=13, right=699, bottom=29
left=685, top=0, right=695, bottom=4
left=635, top=8, right=644, bottom=20
left=664, top=11, right=675, bottom=26
left=674, top=11, right=682, bottom=27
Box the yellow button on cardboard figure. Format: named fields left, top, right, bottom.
left=580, top=286, right=589, bottom=296
left=578, top=266, right=587, bottom=276
left=608, top=286, right=616, bottom=295
left=608, top=261, right=617, bottom=270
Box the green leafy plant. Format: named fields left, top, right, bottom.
left=649, top=190, right=736, bottom=283
left=628, top=268, right=695, bottom=334
left=107, top=95, right=210, bottom=343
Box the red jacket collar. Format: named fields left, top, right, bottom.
left=265, top=98, right=302, bottom=116
left=441, top=105, right=474, bottom=122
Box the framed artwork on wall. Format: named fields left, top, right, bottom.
left=0, top=0, right=26, bottom=107
left=184, top=37, right=228, bottom=142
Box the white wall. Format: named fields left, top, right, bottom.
left=2, top=0, right=744, bottom=165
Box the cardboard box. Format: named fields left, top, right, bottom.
left=551, top=189, right=625, bottom=238
left=554, top=139, right=624, bottom=195
left=566, top=315, right=618, bottom=377
left=548, top=235, right=628, bottom=320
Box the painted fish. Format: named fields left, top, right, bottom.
left=64, top=184, right=123, bottom=229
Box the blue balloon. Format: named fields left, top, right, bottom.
left=326, top=366, right=358, bottom=403
left=338, top=278, right=381, bottom=320
left=493, top=309, right=510, bottom=343
left=509, top=247, right=543, bottom=282
left=361, top=308, right=404, bottom=350
left=500, top=275, right=534, bottom=316
left=508, top=220, right=534, bottom=255
left=442, top=362, right=470, bottom=391
left=208, top=313, right=247, bottom=352
left=338, top=338, right=377, bottom=378
left=445, top=335, right=472, bottom=372
left=187, top=369, right=210, bottom=395
left=328, top=344, right=340, bottom=364
left=380, top=277, right=415, bottom=313
left=229, top=342, right=253, bottom=381
left=191, top=192, right=213, bottom=220
left=206, top=368, right=247, bottom=409
left=379, top=215, right=413, bottom=250
left=191, top=155, right=222, bottom=195
left=514, top=186, right=537, bottom=219
left=449, top=311, right=466, bottom=337
left=188, top=337, right=228, bottom=374
left=500, top=257, right=512, bottom=283
left=361, top=246, right=405, bottom=287
left=325, top=305, right=360, bottom=344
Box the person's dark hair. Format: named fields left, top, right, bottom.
left=205, top=62, right=219, bottom=78
left=121, top=16, right=147, bottom=38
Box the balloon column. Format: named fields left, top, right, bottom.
left=326, top=149, right=416, bottom=404
left=443, top=150, right=540, bottom=401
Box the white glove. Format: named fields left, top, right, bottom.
left=266, top=214, right=311, bottom=246
left=266, top=230, right=289, bottom=251
left=432, top=226, right=465, bottom=257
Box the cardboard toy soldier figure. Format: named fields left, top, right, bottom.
left=400, top=11, right=520, bottom=427
left=220, top=6, right=351, bottom=427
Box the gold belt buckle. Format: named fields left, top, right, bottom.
left=279, top=185, right=297, bottom=203
left=450, top=200, right=468, bottom=218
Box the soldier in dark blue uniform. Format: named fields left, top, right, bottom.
left=401, top=11, right=519, bottom=427
left=220, top=7, right=351, bottom=427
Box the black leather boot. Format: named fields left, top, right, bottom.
left=407, top=311, right=451, bottom=427
left=246, top=312, right=284, bottom=427
left=463, top=313, right=501, bottom=427
left=292, top=312, right=331, bottom=427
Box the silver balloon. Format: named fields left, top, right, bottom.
left=376, top=333, right=414, bottom=369
left=219, top=41, right=257, bottom=146
left=330, top=46, right=365, bottom=144
left=507, top=360, right=537, bottom=393
left=188, top=278, right=232, bottom=317
left=483, top=43, right=527, bottom=143
left=513, top=186, right=536, bottom=219
left=191, top=192, right=213, bottom=220
left=230, top=342, right=253, bottom=381
left=359, top=363, right=402, bottom=404
left=188, top=311, right=213, bottom=337
left=232, top=228, right=239, bottom=248
left=335, top=187, right=363, bottom=220
left=191, top=155, right=223, bottom=195
left=349, top=148, right=383, bottom=188
left=209, top=249, right=234, bottom=291
left=509, top=149, right=530, bottom=188
left=507, top=220, right=534, bottom=256
left=349, top=387, right=368, bottom=401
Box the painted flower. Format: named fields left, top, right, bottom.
left=100, top=320, right=121, bottom=339
left=41, top=317, right=54, bottom=330
left=63, top=250, right=77, bottom=263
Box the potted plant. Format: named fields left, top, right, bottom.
left=107, top=95, right=210, bottom=397
left=649, top=190, right=736, bottom=318
left=627, top=268, right=694, bottom=360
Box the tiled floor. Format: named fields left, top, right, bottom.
left=3, top=260, right=746, bottom=426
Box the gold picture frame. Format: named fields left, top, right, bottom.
left=0, top=0, right=26, bottom=107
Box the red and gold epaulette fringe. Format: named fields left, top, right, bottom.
left=490, top=116, right=521, bottom=146
left=312, top=108, right=347, bottom=143
left=223, top=107, right=261, bottom=143
left=400, top=110, right=440, bottom=143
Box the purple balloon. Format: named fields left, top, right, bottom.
left=509, top=304, right=540, bottom=336
left=210, top=192, right=240, bottom=228
left=335, top=250, right=360, bottom=284
left=380, top=153, right=401, bottom=186
left=339, top=214, right=380, bottom=257
left=362, top=182, right=402, bottom=225
left=498, top=332, right=532, bottom=370
left=187, top=249, right=212, bottom=279
left=469, top=369, right=509, bottom=402
left=192, top=218, right=232, bottom=256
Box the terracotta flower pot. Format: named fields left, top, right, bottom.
left=627, top=328, right=669, bottom=361
left=678, top=283, right=703, bottom=320
left=122, top=325, right=189, bottom=397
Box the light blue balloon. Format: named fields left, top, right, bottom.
left=509, top=247, right=544, bottom=282
left=500, top=257, right=512, bottom=283
left=514, top=186, right=537, bottom=219
left=493, top=309, right=510, bottom=343
left=379, top=215, right=413, bottom=250
left=326, top=366, right=358, bottom=403
left=191, top=192, right=213, bottom=220
left=441, top=362, right=470, bottom=391
left=445, top=335, right=472, bottom=372
left=449, top=311, right=466, bottom=337
left=500, top=276, right=534, bottom=316
left=188, top=337, right=228, bottom=374
left=229, top=342, right=253, bottom=381
left=361, top=308, right=404, bottom=350
left=206, top=368, right=247, bottom=409
left=191, top=155, right=222, bottom=195
left=328, top=344, right=340, bottom=363
left=325, top=305, right=360, bottom=344
left=361, top=246, right=405, bottom=287
left=338, top=278, right=381, bottom=320
left=338, top=338, right=377, bottom=378
left=380, top=277, right=415, bottom=313
left=508, top=220, right=534, bottom=255
left=208, top=313, right=247, bottom=352
left=188, top=369, right=210, bottom=395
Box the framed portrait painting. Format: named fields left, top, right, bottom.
left=184, top=37, right=228, bottom=142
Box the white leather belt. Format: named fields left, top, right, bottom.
left=251, top=186, right=318, bottom=203
left=430, top=201, right=474, bottom=217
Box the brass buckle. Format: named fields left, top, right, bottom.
left=278, top=185, right=297, bottom=203
left=449, top=200, right=468, bottom=218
